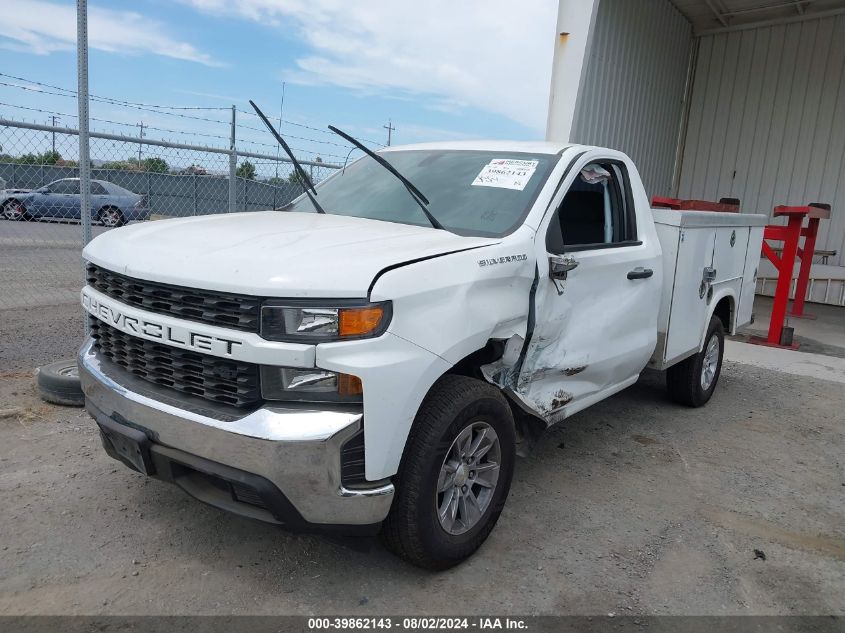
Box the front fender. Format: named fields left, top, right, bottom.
left=329, top=229, right=537, bottom=480
left=370, top=228, right=537, bottom=365
left=317, top=333, right=450, bottom=480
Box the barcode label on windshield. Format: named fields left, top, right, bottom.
left=472, top=159, right=539, bottom=191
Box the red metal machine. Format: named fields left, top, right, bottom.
left=652, top=197, right=831, bottom=350
left=754, top=203, right=830, bottom=348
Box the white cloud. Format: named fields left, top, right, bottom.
left=0, top=0, right=222, bottom=66
left=181, top=0, right=557, bottom=132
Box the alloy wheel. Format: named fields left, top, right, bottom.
left=436, top=421, right=501, bottom=536
left=701, top=333, right=720, bottom=390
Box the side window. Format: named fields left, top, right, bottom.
left=91, top=182, right=107, bottom=195
left=48, top=180, right=70, bottom=194
left=51, top=180, right=80, bottom=195
left=546, top=161, right=637, bottom=253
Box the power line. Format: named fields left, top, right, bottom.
left=0, top=72, right=230, bottom=110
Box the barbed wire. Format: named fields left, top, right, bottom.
left=0, top=101, right=231, bottom=143
left=0, top=72, right=382, bottom=159
left=0, top=72, right=230, bottom=111
left=0, top=77, right=377, bottom=153
left=0, top=107, right=346, bottom=161
left=0, top=81, right=233, bottom=125
left=235, top=107, right=384, bottom=147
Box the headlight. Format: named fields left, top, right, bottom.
left=260, top=301, right=390, bottom=342
left=261, top=366, right=363, bottom=403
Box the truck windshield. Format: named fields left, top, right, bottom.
left=286, top=150, right=558, bottom=237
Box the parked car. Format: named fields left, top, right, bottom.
left=0, top=178, right=149, bottom=226
left=78, top=141, right=765, bottom=569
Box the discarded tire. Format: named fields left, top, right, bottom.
left=36, top=360, right=85, bottom=407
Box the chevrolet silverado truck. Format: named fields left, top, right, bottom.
left=78, top=141, right=766, bottom=569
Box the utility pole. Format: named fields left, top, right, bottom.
left=50, top=115, right=59, bottom=154
left=275, top=82, right=285, bottom=179
left=384, top=118, right=395, bottom=146
left=77, top=0, right=92, bottom=249
left=137, top=121, right=145, bottom=167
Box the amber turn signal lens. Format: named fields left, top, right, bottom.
left=339, top=306, right=384, bottom=337
left=338, top=373, right=363, bottom=396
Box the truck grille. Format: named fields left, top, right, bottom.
left=86, top=264, right=261, bottom=333
left=89, top=317, right=262, bottom=408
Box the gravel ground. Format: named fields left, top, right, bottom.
left=0, top=361, right=842, bottom=616
left=0, top=302, right=84, bottom=374
left=0, top=220, right=110, bottom=310
left=1, top=227, right=843, bottom=615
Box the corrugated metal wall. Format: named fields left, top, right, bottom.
left=570, top=0, right=692, bottom=197
left=678, top=14, right=845, bottom=266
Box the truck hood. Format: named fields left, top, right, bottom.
left=83, top=211, right=498, bottom=298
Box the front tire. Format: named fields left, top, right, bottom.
left=2, top=199, right=29, bottom=221
left=381, top=375, right=516, bottom=570
left=666, top=315, right=725, bottom=407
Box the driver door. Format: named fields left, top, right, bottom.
left=517, top=156, right=661, bottom=422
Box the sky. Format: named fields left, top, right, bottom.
left=0, top=0, right=559, bottom=165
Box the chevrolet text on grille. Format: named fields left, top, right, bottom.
left=82, top=290, right=242, bottom=356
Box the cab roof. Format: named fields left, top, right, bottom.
left=380, top=140, right=581, bottom=155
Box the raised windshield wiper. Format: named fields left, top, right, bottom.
left=249, top=99, right=326, bottom=215
left=327, top=125, right=446, bottom=231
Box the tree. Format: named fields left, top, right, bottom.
left=140, top=157, right=169, bottom=173
left=100, top=159, right=138, bottom=171
left=18, top=153, right=41, bottom=165
left=39, top=150, right=62, bottom=165
left=287, top=171, right=306, bottom=187
left=236, top=160, right=256, bottom=180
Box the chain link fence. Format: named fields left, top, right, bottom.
left=0, top=118, right=340, bottom=311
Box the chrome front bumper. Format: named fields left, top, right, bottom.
left=78, top=339, right=394, bottom=529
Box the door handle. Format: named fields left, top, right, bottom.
left=627, top=267, right=653, bottom=280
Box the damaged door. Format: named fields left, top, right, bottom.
left=515, top=157, right=661, bottom=423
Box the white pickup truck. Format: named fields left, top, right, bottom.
left=78, top=141, right=765, bottom=569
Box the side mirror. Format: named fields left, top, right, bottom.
left=38, top=188, right=50, bottom=194
left=549, top=254, right=579, bottom=281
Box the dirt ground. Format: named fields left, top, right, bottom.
left=1, top=357, right=843, bottom=616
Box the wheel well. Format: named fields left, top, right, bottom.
left=98, top=205, right=122, bottom=216
left=448, top=340, right=506, bottom=379
left=713, top=296, right=733, bottom=332
left=447, top=340, right=547, bottom=456
left=3, top=197, right=22, bottom=208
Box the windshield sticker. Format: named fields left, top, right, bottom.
left=472, top=159, right=539, bottom=191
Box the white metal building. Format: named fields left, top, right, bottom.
left=547, top=0, right=845, bottom=301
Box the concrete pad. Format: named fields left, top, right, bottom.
left=726, top=340, right=845, bottom=384
left=735, top=295, right=845, bottom=358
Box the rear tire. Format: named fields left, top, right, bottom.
left=98, top=206, right=125, bottom=227
left=666, top=315, right=724, bottom=407
left=381, top=375, right=516, bottom=570
left=36, top=360, right=85, bottom=407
